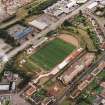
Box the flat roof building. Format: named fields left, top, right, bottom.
left=76, top=0, right=87, bottom=4
left=7, top=24, right=33, bottom=43
left=29, top=20, right=48, bottom=30
left=87, top=2, right=98, bottom=9
left=0, top=84, right=10, bottom=91
left=67, top=1, right=76, bottom=8
left=44, top=0, right=78, bottom=17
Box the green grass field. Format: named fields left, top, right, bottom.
left=30, top=38, right=75, bottom=70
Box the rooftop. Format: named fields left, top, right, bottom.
left=29, top=20, right=48, bottom=30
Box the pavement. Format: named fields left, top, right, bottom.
left=11, top=93, right=30, bottom=105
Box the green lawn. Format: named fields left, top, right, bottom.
left=30, top=38, right=75, bottom=70
left=61, top=100, right=70, bottom=105
left=23, top=59, right=40, bottom=73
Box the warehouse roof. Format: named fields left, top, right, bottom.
left=67, top=1, right=76, bottom=8
left=29, top=20, right=48, bottom=30
left=15, top=27, right=33, bottom=39
left=0, top=84, right=10, bottom=91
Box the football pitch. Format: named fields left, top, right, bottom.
left=30, top=38, right=76, bottom=70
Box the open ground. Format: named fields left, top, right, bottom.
left=58, top=34, right=79, bottom=48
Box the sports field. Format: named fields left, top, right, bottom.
left=30, top=38, right=75, bottom=70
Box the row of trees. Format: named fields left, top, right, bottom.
left=86, top=28, right=100, bottom=49
left=28, top=0, right=58, bottom=15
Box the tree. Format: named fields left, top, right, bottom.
left=0, top=29, right=9, bottom=39
left=79, top=10, right=83, bottom=16
left=0, top=29, right=19, bottom=47
left=86, top=28, right=91, bottom=35
left=63, top=20, right=73, bottom=27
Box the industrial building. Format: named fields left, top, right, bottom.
left=0, top=84, right=10, bottom=91
left=0, top=82, right=16, bottom=93
left=7, top=24, right=34, bottom=43
left=28, top=20, right=48, bottom=30
left=44, top=0, right=79, bottom=17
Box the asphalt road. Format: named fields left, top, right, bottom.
left=5, top=0, right=96, bottom=62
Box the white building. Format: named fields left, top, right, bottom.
left=29, top=20, right=48, bottom=30
left=0, top=84, right=10, bottom=91
left=76, top=0, right=87, bottom=4
left=87, top=2, right=98, bottom=9
left=67, top=1, right=76, bottom=8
